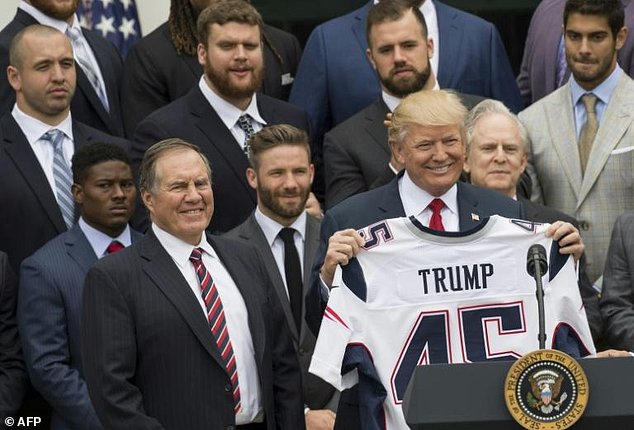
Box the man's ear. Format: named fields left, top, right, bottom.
left=246, top=167, right=257, bottom=190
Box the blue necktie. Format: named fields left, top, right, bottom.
left=41, top=129, right=75, bottom=229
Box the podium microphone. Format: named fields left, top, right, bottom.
left=527, top=244, right=548, bottom=349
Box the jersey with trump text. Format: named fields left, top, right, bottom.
left=310, top=215, right=595, bottom=430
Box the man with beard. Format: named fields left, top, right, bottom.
left=323, top=0, right=483, bottom=208
left=226, top=125, right=337, bottom=430
left=0, top=0, right=125, bottom=137
left=132, top=0, right=309, bottom=234
left=519, top=0, right=634, bottom=284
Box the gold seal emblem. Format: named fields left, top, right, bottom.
left=504, top=349, right=589, bottom=429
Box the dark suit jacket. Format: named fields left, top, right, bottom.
left=225, top=213, right=336, bottom=410
left=131, top=86, right=309, bottom=234
left=600, top=212, right=634, bottom=350
left=81, top=231, right=304, bottom=430
left=18, top=224, right=142, bottom=430
left=520, top=198, right=603, bottom=344
left=0, top=9, right=125, bottom=137
left=517, top=0, right=634, bottom=106
left=323, top=93, right=484, bottom=208
left=0, top=113, right=129, bottom=274
left=0, top=251, right=28, bottom=422
left=121, top=22, right=302, bottom=136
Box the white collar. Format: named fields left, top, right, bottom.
left=79, top=217, right=132, bottom=258
left=399, top=171, right=458, bottom=218
left=254, top=207, right=307, bottom=246
left=151, top=222, right=217, bottom=269
left=12, top=105, right=74, bottom=145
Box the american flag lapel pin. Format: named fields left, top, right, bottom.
left=471, top=213, right=480, bottom=221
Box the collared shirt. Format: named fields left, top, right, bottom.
left=570, top=65, right=622, bottom=138
left=398, top=171, right=459, bottom=231
left=152, top=223, right=262, bottom=425
left=78, top=217, right=132, bottom=258
left=12, top=105, right=75, bottom=197
left=254, top=208, right=307, bottom=298
left=18, top=1, right=108, bottom=95
left=198, top=76, right=267, bottom=151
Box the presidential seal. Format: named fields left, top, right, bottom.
left=504, top=349, right=589, bottom=429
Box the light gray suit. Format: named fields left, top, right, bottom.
left=225, top=213, right=336, bottom=410
left=519, top=73, right=634, bottom=282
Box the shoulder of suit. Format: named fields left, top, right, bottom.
left=436, top=0, right=493, bottom=29
left=326, top=98, right=384, bottom=137
left=262, top=23, right=300, bottom=46
left=74, top=120, right=128, bottom=145
left=125, top=22, right=172, bottom=58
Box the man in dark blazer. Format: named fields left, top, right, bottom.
left=82, top=138, right=304, bottom=429
left=0, top=1, right=125, bottom=137
left=0, top=251, right=28, bottom=423
left=0, top=24, right=129, bottom=274
left=463, top=98, right=603, bottom=344
left=132, top=0, right=308, bottom=234
left=517, top=0, right=634, bottom=106
left=323, top=0, right=483, bottom=208
left=121, top=0, right=302, bottom=137
left=18, top=143, right=140, bottom=430
left=226, top=125, right=336, bottom=430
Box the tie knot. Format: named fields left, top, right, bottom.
left=42, top=129, right=64, bottom=148
left=428, top=198, right=445, bottom=214
left=189, top=247, right=203, bottom=263
left=279, top=227, right=296, bottom=244
left=66, top=26, right=81, bottom=42
left=106, top=240, right=124, bottom=254
left=581, top=94, right=598, bottom=113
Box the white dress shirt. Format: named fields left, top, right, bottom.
left=398, top=171, right=459, bottom=231
left=152, top=224, right=263, bottom=425
left=79, top=217, right=132, bottom=258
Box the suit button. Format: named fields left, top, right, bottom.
left=299, top=347, right=306, bottom=354
left=225, top=383, right=232, bottom=392
left=579, top=221, right=590, bottom=231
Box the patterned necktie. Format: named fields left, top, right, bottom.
left=428, top=198, right=445, bottom=231
left=278, top=228, right=303, bottom=332
left=189, top=248, right=241, bottom=413
left=41, top=129, right=75, bottom=229
left=578, top=94, right=598, bottom=173
left=237, top=114, right=255, bottom=156
left=66, top=27, right=109, bottom=111
left=106, top=240, right=125, bottom=254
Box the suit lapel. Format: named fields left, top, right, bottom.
left=456, top=182, right=483, bottom=231
left=377, top=174, right=407, bottom=218
left=365, top=99, right=390, bottom=157
left=435, top=1, right=461, bottom=86
left=1, top=115, right=67, bottom=233
left=544, top=86, right=582, bottom=199
left=578, top=74, right=634, bottom=206
left=65, top=224, right=98, bottom=273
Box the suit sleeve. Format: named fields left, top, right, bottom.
left=600, top=216, right=634, bottom=350
left=324, top=130, right=368, bottom=209
left=488, top=23, right=523, bottom=113
left=0, top=253, right=27, bottom=420
left=18, top=257, right=102, bottom=429
left=81, top=265, right=165, bottom=430
left=516, top=6, right=539, bottom=108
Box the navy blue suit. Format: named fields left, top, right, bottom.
left=18, top=224, right=142, bottom=430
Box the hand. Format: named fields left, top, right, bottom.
left=320, top=229, right=365, bottom=287
left=306, top=409, right=336, bottom=430
left=595, top=349, right=633, bottom=358
left=383, top=112, right=393, bottom=128
left=305, top=192, right=324, bottom=220
left=545, top=221, right=584, bottom=262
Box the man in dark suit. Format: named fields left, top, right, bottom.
left=18, top=143, right=139, bottom=430
left=82, top=138, right=304, bottom=429
left=132, top=0, right=309, bottom=234
left=0, top=251, right=28, bottom=423
left=121, top=0, right=303, bottom=137
left=462, top=98, right=603, bottom=344
left=517, top=0, right=634, bottom=106
left=226, top=125, right=336, bottom=430
left=0, top=24, right=129, bottom=274
left=0, top=0, right=124, bottom=137
left=323, top=0, right=483, bottom=208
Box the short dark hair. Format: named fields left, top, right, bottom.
left=71, top=142, right=130, bottom=184
left=139, top=138, right=212, bottom=194
left=196, top=0, right=263, bottom=47
left=564, top=0, right=625, bottom=38
left=248, top=124, right=310, bottom=171
left=366, top=0, right=428, bottom=48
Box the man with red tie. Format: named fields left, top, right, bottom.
left=18, top=142, right=139, bottom=430
left=81, top=138, right=304, bottom=429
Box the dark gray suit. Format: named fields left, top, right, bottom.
left=600, top=212, right=634, bottom=350
left=18, top=224, right=141, bottom=430
left=226, top=213, right=336, bottom=410
left=81, top=231, right=304, bottom=429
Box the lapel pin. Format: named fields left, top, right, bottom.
left=471, top=213, right=480, bottom=221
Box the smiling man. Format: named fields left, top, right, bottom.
left=132, top=0, right=309, bottom=235
left=519, top=0, right=634, bottom=283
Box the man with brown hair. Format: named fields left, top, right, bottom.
left=132, top=0, right=309, bottom=235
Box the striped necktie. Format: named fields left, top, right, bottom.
left=189, top=247, right=241, bottom=413
left=41, top=129, right=75, bottom=229
left=66, top=26, right=109, bottom=111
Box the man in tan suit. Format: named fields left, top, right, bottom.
left=519, top=0, right=634, bottom=282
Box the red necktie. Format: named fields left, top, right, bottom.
left=428, top=198, right=445, bottom=231
left=189, top=248, right=241, bottom=413
left=106, top=240, right=124, bottom=254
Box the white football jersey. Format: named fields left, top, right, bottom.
left=310, top=215, right=595, bottom=430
